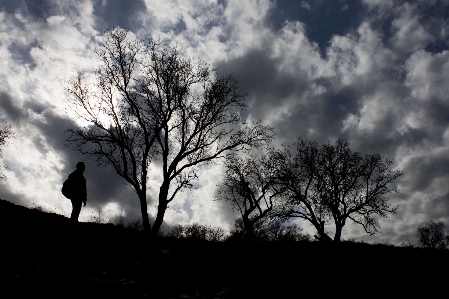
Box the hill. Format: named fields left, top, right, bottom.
left=0, top=198, right=448, bottom=298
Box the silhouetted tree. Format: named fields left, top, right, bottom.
left=215, top=151, right=285, bottom=240
left=276, top=138, right=403, bottom=242
left=417, top=220, right=449, bottom=249
left=64, top=28, right=272, bottom=234
left=0, top=116, right=13, bottom=182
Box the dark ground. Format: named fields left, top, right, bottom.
left=0, top=198, right=448, bottom=298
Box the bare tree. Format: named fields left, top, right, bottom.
left=417, top=220, right=449, bottom=249
left=0, top=116, right=13, bottom=182
left=276, top=138, right=403, bottom=242
left=64, top=28, right=272, bottom=234
left=215, top=151, right=284, bottom=240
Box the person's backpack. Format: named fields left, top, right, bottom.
left=61, top=178, right=74, bottom=199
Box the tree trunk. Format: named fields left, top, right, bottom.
left=243, top=215, right=255, bottom=240
left=245, top=225, right=256, bottom=241
left=333, top=224, right=342, bottom=242
left=314, top=233, right=333, bottom=242
left=313, top=220, right=332, bottom=242
left=152, top=182, right=169, bottom=236
left=333, top=219, right=346, bottom=242
left=139, top=191, right=151, bottom=233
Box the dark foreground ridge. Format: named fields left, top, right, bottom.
left=1, top=199, right=448, bottom=298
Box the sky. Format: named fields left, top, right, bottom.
left=1, top=0, right=449, bottom=244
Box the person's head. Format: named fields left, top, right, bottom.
left=76, top=162, right=85, bottom=172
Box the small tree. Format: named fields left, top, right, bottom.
left=64, top=28, right=272, bottom=234
left=0, top=116, right=13, bottom=182
left=215, top=151, right=285, bottom=240
left=417, top=220, right=449, bottom=249
left=277, top=138, right=403, bottom=242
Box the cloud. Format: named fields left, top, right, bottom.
left=0, top=90, right=28, bottom=123
left=389, top=4, right=434, bottom=56
left=301, top=2, right=311, bottom=11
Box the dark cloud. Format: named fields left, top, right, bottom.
left=24, top=99, right=47, bottom=115
left=0, top=91, right=28, bottom=124
left=92, top=0, right=146, bottom=31
left=1, top=0, right=56, bottom=20
left=217, top=47, right=310, bottom=124
left=403, top=151, right=449, bottom=193
left=365, top=1, right=449, bottom=55
left=267, top=0, right=365, bottom=54
left=425, top=192, right=449, bottom=221
left=168, top=18, right=187, bottom=35
left=8, top=41, right=38, bottom=69
left=218, top=47, right=370, bottom=151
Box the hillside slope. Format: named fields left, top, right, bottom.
left=0, top=199, right=448, bottom=298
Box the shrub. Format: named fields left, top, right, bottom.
left=400, top=241, right=414, bottom=248
left=89, top=210, right=104, bottom=224
left=184, top=223, right=208, bottom=240
left=167, top=223, right=228, bottom=241
left=167, top=224, right=185, bottom=238
left=343, top=238, right=357, bottom=243
left=228, top=217, right=310, bottom=242
left=206, top=226, right=227, bottom=242
left=417, top=220, right=449, bottom=249
left=32, top=204, right=69, bottom=217
left=126, top=218, right=144, bottom=231
left=32, top=204, right=52, bottom=213
left=111, top=209, right=126, bottom=227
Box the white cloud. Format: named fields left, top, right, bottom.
left=301, top=1, right=311, bottom=11
left=390, top=6, right=434, bottom=56
left=405, top=50, right=449, bottom=102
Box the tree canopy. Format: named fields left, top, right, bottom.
left=215, top=151, right=285, bottom=240
left=276, top=138, right=404, bottom=242
left=417, top=220, right=449, bottom=249
left=64, top=28, right=272, bottom=234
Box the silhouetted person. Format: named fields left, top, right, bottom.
left=68, top=162, right=87, bottom=222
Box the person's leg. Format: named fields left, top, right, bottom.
left=70, top=199, right=82, bottom=222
